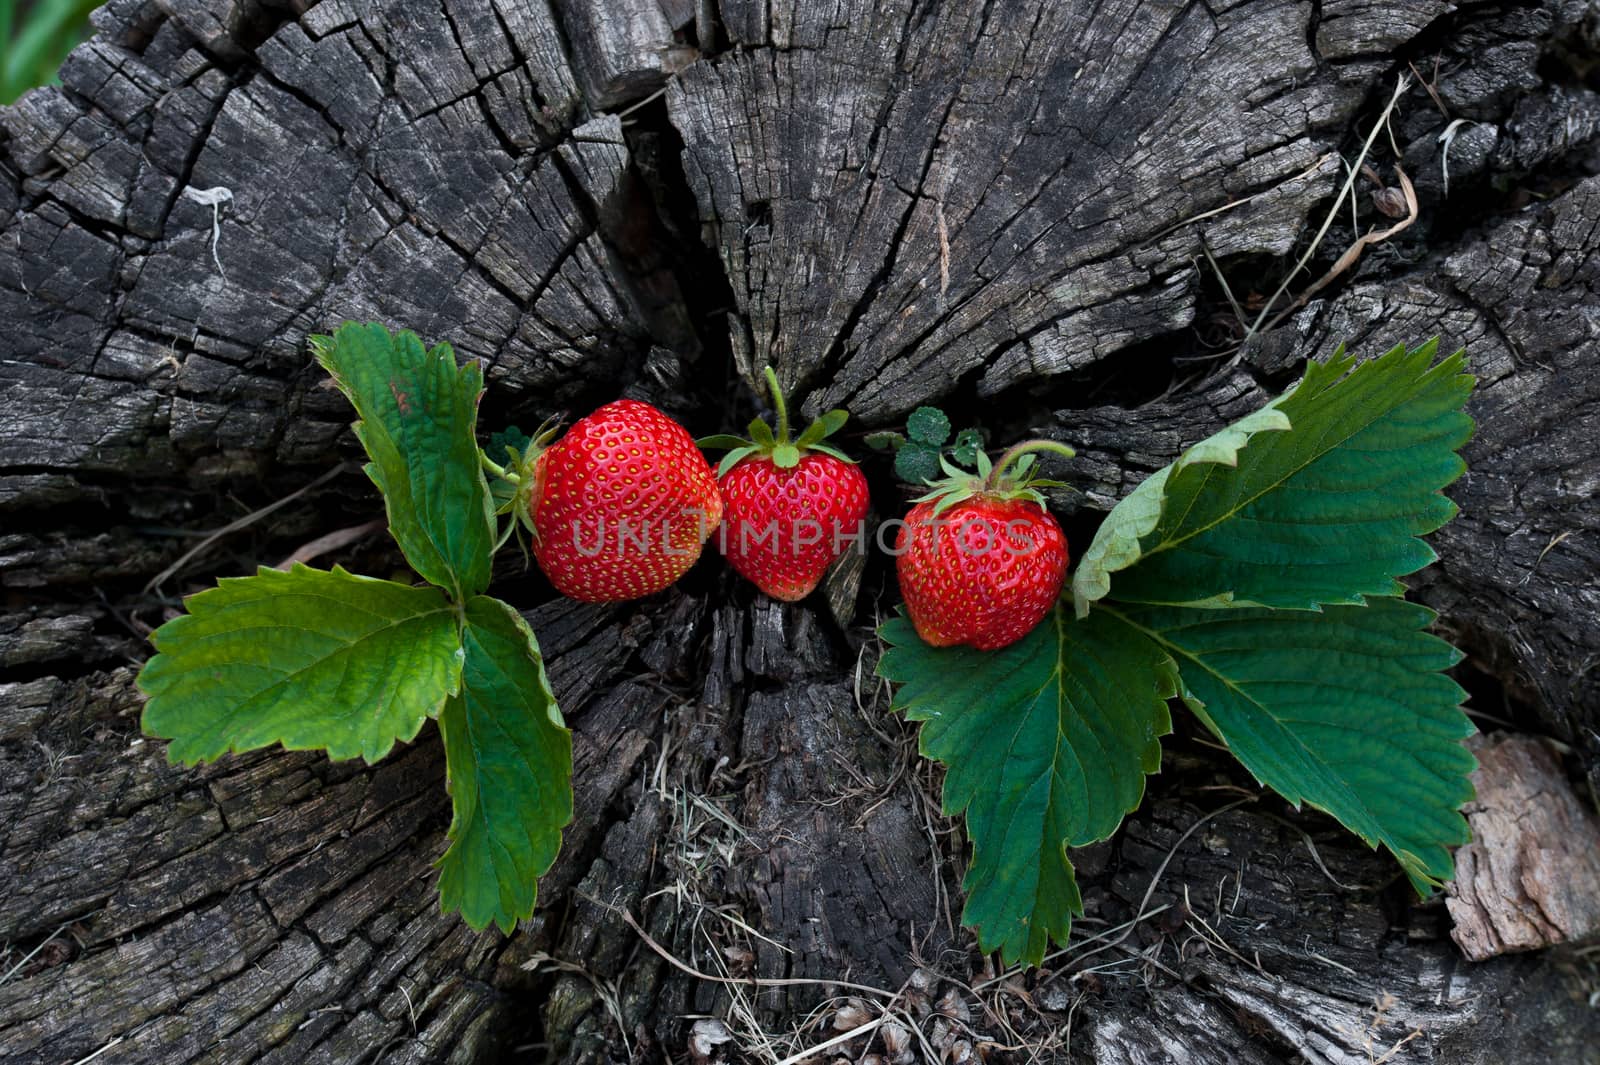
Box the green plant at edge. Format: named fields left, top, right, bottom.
left=138, top=323, right=570, bottom=933
left=2, top=0, right=100, bottom=105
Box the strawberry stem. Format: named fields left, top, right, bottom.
left=987, top=439, right=1077, bottom=490
left=763, top=365, right=791, bottom=444
left=480, top=450, right=518, bottom=483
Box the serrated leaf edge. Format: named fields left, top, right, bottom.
left=877, top=608, right=1180, bottom=964
left=138, top=563, right=464, bottom=766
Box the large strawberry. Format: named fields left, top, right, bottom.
left=700, top=369, right=869, bottom=602
left=895, top=444, right=1074, bottom=650
left=528, top=398, right=722, bottom=603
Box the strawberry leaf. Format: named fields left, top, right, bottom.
left=1071, top=340, right=1473, bottom=615
left=437, top=596, right=572, bottom=933
left=878, top=607, right=1177, bottom=966
left=808, top=444, right=852, bottom=463
left=698, top=434, right=753, bottom=450
left=489, top=425, right=532, bottom=461
left=906, top=406, right=952, bottom=446
left=951, top=428, right=984, bottom=466
left=1112, top=597, right=1475, bottom=891
left=716, top=446, right=760, bottom=476
left=313, top=322, right=496, bottom=601
left=489, top=475, right=518, bottom=514
left=894, top=441, right=941, bottom=484
left=138, top=564, right=463, bottom=765
left=864, top=431, right=907, bottom=451
left=801, top=408, right=850, bottom=444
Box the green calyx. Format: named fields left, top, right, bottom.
left=697, top=365, right=855, bottom=476
left=482, top=416, right=562, bottom=548
left=912, top=439, right=1076, bottom=516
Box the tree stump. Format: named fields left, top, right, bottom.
left=3, top=0, right=1599, bottom=1062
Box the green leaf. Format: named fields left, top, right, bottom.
left=138, top=563, right=463, bottom=765
left=716, top=446, right=759, bottom=476
left=1072, top=341, right=1473, bottom=615
left=864, top=431, right=907, bottom=451
left=697, top=434, right=753, bottom=451
left=437, top=596, right=573, bottom=933
left=2, top=0, right=97, bottom=104
left=878, top=607, right=1178, bottom=966
left=808, top=444, right=853, bottom=463
left=313, top=323, right=496, bottom=601
left=928, top=486, right=975, bottom=516
left=1115, top=597, right=1475, bottom=891
left=906, top=406, right=952, bottom=446
left=488, top=425, right=532, bottom=461
left=796, top=409, right=850, bottom=447
left=894, top=442, right=941, bottom=484
left=749, top=419, right=777, bottom=449
left=951, top=428, right=984, bottom=466
left=772, top=443, right=801, bottom=468
left=489, top=475, right=518, bottom=514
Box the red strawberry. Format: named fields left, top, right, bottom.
left=530, top=398, right=722, bottom=603
left=700, top=368, right=869, bottom=601
left=720, top=455, right=870, bottom=601
left=894, top=444, right=1073, bottom=651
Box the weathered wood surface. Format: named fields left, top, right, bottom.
left=3, top=0, right=1600, bottom=1062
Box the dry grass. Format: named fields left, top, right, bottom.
left=1242, top=73, right=1414, bottom=344
left=1183, top=71, right=1422, bottom=373
left=617, top=655, right=1290, bottom=1062
left=605, top=623, right=1457, bottom=1064
left=142, top=461, right=353, bottom=596
left=1338, top=992, right=1425, bottom=1064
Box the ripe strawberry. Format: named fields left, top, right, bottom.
left=719, top=454, right=870, bottom=601
left=529, top=398, right=722, bottom=603
left=894, top=445, right=1073, bottom=651
left=700, top=369, right=869, bottom=602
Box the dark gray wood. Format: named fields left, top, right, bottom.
left=3, top=0, right=1599, bottom=1062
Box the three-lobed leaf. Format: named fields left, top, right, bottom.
left=139, top=564, right=463, bottom=765
left=437, top=597, right=573, bottom=933
left=1112, top=597, right=1475, bottom=891
left=879, top=608, right=1178, bottom=966
left=488, top=425, right=532, bottom=462
left=881, top=339, right=1480, bottom=967
left=1072, top=340, right=1473, bottom=614
left=139, top=322, right=580, bottom=940
left=312, top=322, right=496, bottom=601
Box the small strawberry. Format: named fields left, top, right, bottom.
left=895, top=443, right=1075, bottom=651
left=527, top=398, right=722, bottom=603
left=700, top=368, right=869, bottom=602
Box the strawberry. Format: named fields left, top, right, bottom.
left=894, top=444, right=1074, bottom=651
left=718, top=455, right=869, bottom=601
left=700, top=368, right=869, bottom=602
left=528, top=398, right=722, bottom=603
